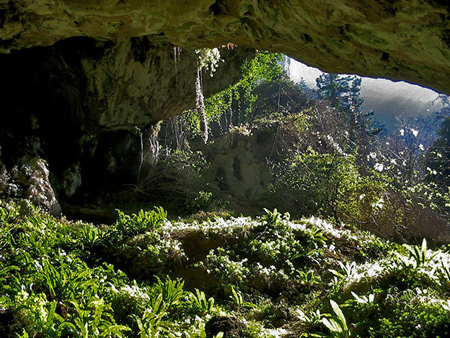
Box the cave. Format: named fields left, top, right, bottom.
left=0, top=0, right=449, bottom=215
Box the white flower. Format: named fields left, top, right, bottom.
left=419, top=144, right=424, bottom=151
left=411, top=128, right=419, bottom=137
left=372, top=198, right=384, bottom=209
left=427, top=167, right=437, bottom=175
left=374, top=163, right=384, bottom=172
left=399, top=129, right=405, bottom=136
left=109, top=284, right=118, bottom=293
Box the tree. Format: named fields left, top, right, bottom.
left=201, top=51, right=284, bottom=132
left=426, top=117, right=450, bottom=188
left=315, top=73, right=381, bottom=162
left=315, top=74, right=363, bottom=112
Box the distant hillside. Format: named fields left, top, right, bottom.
left=361, top=78, right=441, bottom=130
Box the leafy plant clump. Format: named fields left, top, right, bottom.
left=2, top=201, right=450, bottom=337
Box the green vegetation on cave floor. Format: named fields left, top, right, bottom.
left=2, top=200, right=450, bottom=337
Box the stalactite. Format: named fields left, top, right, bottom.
left=173, top=46, right=182, bottom=71
left=136, top=123, right=160, bottom=187
left=196, top=67, right=208, bottom=144
left=147, top=122, right=161, bottom=168
left=136, top=127, right=144, bottom=186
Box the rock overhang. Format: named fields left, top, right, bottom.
left=1, top=0, right=449, bottom=209
left=0, top=0, right=449, bottom=93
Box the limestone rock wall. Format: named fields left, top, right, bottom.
left=199, top=129, right=278, bottom=202
left=0, top=36, right=252, bottom=206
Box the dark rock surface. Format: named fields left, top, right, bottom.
left=205, top=316, right=248, bottom=338
left=0, top=36, right=252, bottom=210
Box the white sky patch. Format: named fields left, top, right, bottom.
left=285, top=57, right=442, bottom=118
left=286, top=58, right=323, bottom=87
left=286, top=57, right=440, bottom=99
left=361, top=77, right=439, bottom=103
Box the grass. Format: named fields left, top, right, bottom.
left=1, top=200, right=450, bottom=337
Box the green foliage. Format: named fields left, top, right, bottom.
left=437, top=262, right=450, bottom=286
left=319, top=300, right=351, bottom=338
left=97, top=207, right=184, bottom=279
left=394, top=239, right=439, bottom=269
left=184, top=190, right=217, bottom=214
left=351, top=291, right=375, bottom=305
left=80, top=225, right=102, bottom=247
left=426, top=117, right=450, bottom=188
left=229, top=285, right=244, bottom=307
left=105, top=225, right=186, bottom=279
left=163, top=46, right=446, bottom=248
left=298, top=270, right=321, bottom=287
left=190, top=289, right=217, bottom=315
left=0, top=201, right=195, bottom=337
left=2, top=199, right=450, bottom=337
left=34, top=258, right=96, bottom=302
left=197, top=48, right=222, bottom=76
left=371, top=297, right=450, bottom=338
left=335, top=169, right=398, bottom=228
left=114, top=207, right=167, bottom=236
left=189, top=51, right=284, bottom=135
left=296, top=308, right=323, bottom=326
left=316, top=74, right=362, bottom=111
left=424, top=117, right=450, bottom=219
left=70, top=297, right=130, bottom=338
left=15, top=293, right=69, bottom=338
left=307, top=227, right=327, bottom=248
left=329, top=261, right=358, bottom=283
left=0, top=201, right=18, bottom=224
left=268, top=149, right=360, bottom=218
left=206, top=247, right=251, bottom=285
left=260, top=208, right=282, bottom=226
left=133, top=293, right=171, bottom=338
left=154, top=276, right=185, bottom=310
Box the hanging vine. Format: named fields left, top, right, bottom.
left=195, top=48, right=223, bottom=144
left=195, top=67, right=208, bottom=144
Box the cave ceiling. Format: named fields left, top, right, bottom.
left=1, top=0, right=449, bottom=93
left=1, top=0, right=449, bottom=210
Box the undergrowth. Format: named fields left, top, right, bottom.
left=1, top=200, right=450, bottom=337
